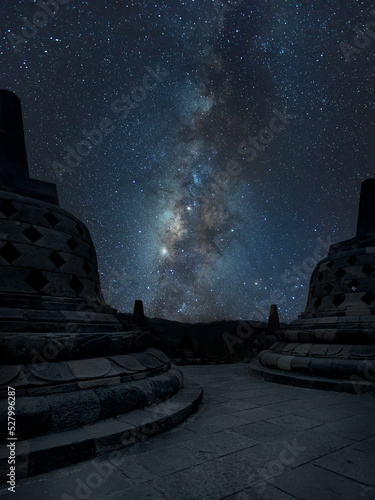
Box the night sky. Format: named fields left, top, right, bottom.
left=1, top=0, right=374, bottom=323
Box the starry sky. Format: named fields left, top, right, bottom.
left=1, top=0, right=374, bottom=323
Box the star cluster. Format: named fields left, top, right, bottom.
left=1, top=0, right=374, bottom=322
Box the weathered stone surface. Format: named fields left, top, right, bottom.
left=47, top=390, right=101, bottom=430
left=67, top=358, right=114, bottom=380
left=0, top=364, right=21, bottom=386
left=108, top=354, right=149, bottom=372
left=83, top=418, right=137, bottom=454
left=10, top=395, right=51, bottom=440
left=95, top=383, right=149, bottom=419
left=290, top=357, right=311, bottom=373
left=29, top=428, right=94, bottom=475
left=27, top=360, right=75, bottom=383
left=129, top=352, right=162, bottom=370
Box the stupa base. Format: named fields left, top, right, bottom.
left=0, top=381, right=203, bottom=480
left=248, top=358, right=375, bottom=395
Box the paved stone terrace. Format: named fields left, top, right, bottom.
left=1, top=364, right=375, bottom=500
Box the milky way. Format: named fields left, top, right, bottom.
left=2, top=0, right=374, bottom=322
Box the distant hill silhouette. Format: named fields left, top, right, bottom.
left=119, top=313, right=279, bottom=364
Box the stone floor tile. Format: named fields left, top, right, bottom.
left=152, top=448, right=265, bottom=500
left=315, top=447, right=375, bottom=486
left=132, top=439, right=216, bottom=476
left=272, top=463, right=367, bottom=500
left=318, top=416, right=375, bottom=441
left=293, top=405, right=356, bottom=423
left=250, top=427, right=354, bottom=467
left=351, top=436, right=375, bottom=455
left=233, top=421, right=295, bottom=443
left=266, top=414, right=321, bottom=431
left=223, top=485, right=299, bottom=500
left=220, top=400, right=259, bottom=411
left=3, top=365, right=375, bottom=500
left=184, top=413, right=250, bottom=435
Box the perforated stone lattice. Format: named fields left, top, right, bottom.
left=0, top=194, right=108, bottom=313
left=315, top=297, right=322, bottom=309
left=332, top=294, right=345, bottom=307
left=0, top=242, right=21, bottom=264
left=82, top=260, right=91, bottom=274
left=48, top=251, right=65, bottom=269
left=361, top=291, right=375, bottom=305
left=324, top=284, right=334, bottom=294
left=347, top=256, right=358, bottom=265
left=348, top=279, right=360, bottom=291
left=44, top=212, right=59, bottom=227
left=362, top=264, right=374, bottom=276
left=69, top=275, right=83, bottom=295
left=335, top=268, right=346, bottom=279
left=26, top=269, right=49, bottom=292
left=0, top=200, right=17, bottom=218
left=67, top=237, right=78, bottom=251
left=23, top=226, right=43, bottom=243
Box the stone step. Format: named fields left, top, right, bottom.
left=0, top=381, right=203, bottom=482
left=249, top=360, right=375, bottom=395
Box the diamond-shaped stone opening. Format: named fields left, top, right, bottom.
left=314, top=297, right=322, bottom=309
left=67, top=237, right=79, bottom=251
left=318, top=272, right=324, bottom=282
left=361, top=292, right=375, bottom=305
left=82, top=260, right=91, bottom=274
left=49, top=251, right=65, bottom=268
left=324, top=284, right=334, bottom=294
left=348, top=279, right=360, bottom=291
left=347, top=256, right=358, bottom=265
left=362, top=264, right=374, bottom=276
left=25, top=269, right=48, bottom=292
left=332, top=294, right=345, bottom=307
left=44, top=212, right=59, bottom=227
left=76, top=224, right=85, bottom=236
left=88, top=247, right=94, bottom=259
left=326, top=261, right=334, bottom=268
left=335, top=268, right=346, bottom=279
left=0, top=242, right=21, bottom=264
left=69, top=276, right=83, bottom=295
left=23, top=226, right=43, bottom=243
left=0, top=200, right=17, bottom=218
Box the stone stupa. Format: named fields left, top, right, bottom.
left=250, top=178, right=375, bottom=394
left=0, top=90, right=202, bottom=480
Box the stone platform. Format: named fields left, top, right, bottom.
left=0, top=377, right=202, bottom=482
left=1, top=365, right=374, bottom=500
